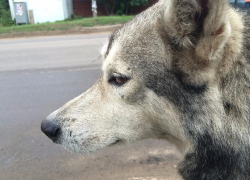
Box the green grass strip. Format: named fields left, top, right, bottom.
left=0, top=16, right=134, bottom=34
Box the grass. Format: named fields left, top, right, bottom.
left=0, top=16, right=134, bottom=34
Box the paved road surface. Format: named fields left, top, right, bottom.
left=0, top=34, right=182, bottom=180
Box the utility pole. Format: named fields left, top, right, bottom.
left=92, top=0, right=97, bottom=18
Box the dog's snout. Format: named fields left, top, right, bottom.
left=41, top=120, right=61, bottom=142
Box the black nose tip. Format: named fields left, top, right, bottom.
left=41, top=120, right=61, bottom=142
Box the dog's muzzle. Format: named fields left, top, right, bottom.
left=41, top=119, right=61, bottom=143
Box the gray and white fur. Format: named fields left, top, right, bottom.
left=41, top=0, right=250, bottom=179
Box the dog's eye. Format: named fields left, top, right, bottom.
left=108, top=75, right=128, bottom=86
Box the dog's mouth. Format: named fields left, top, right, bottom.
left=60, top=135, right=123, bottom=152
left=53, top=138, right=61, bottom=144
left=109, top=139, right=123, bottom=146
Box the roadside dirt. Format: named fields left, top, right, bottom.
left=68, top=140, right=184, bottom=180
left=0, top=24, right=121, bottom=39
left=2, top=139, right=183, bottom=180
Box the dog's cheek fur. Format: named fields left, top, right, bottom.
left=161, top=1, right=249, bottom=179
left=141, top=59, right=250, bottom=180
left=53, top=76, right=158, bottom=153
left=101, top=1, right=249, bottom=178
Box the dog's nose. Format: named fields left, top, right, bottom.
left=41, top=120, right=61, bottom=142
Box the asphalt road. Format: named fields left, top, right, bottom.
left=0, top=34, right=182, bottom=180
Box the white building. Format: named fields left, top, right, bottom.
left=8, top=0, right=73, bottom=24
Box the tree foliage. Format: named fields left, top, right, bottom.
left=130, top=0, right=150, bottom=6
left=97, top=0, right=153, bottom=15
left=0, top=0, right=14, bottom=27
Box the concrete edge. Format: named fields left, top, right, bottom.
left=0, top=24, right=121, bottom=39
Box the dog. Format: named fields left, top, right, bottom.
left=41, top=0, right=250, bottom=179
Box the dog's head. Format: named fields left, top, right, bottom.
left=41, top=0, right=243, bottom=154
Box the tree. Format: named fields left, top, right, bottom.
left=97, top=0, right=153, bottom=15
left=130, top=0, right=151, bottom=6
left=0, top=0, right=14, bottom=27
left=0, top=0, right=9, bottom=14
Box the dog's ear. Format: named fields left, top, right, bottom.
left=163, top=0, right=244, bottom=85
left=164, top=0, right=231, bottom=61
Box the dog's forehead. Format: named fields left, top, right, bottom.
left=101, top=25, right=139, bottom=75
left=102, top=2, right=163, bottom=59
left=101, top=35, right=171, bottom=75
left=102, top=40, right=129, bottom=77
left=101, top=2, right=172, bottom=75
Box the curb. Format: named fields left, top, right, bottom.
left=0, top=24, right=121, bottom=39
